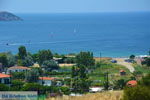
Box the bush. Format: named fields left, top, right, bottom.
left=60, top=87, right=71, bottom=95
left=11, top=80, right=25, bottom=91
left=22, top=83, right=42, bottom=91
left=64, top=57, right=76, bottom=64
left=142, top=58, right=150, bottom=67
left=42, top=60, right=59, bottom=72
left=139, top=74, right=150, bottom=86
left=123, top=86, right=150, bottom=100
left=25, top=68, right=39, bottom=83
left=0, top=84, right=9, bottom=91
left=12, top=72, right=25, bottom=80
left=113, top=79, right=126, bottom=90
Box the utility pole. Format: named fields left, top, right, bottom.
left=99, top=52, right=102, bottom=67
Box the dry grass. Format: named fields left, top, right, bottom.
left=59, top=63, right=75, bottom=67
left=47, top=91, right=123, bottom=100
left=94, top=57, right=112, bottom=62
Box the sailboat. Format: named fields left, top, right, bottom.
left=74, top=29, right=76, bottom=33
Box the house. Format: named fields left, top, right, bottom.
left=38, top=77, right=56, bottom=86
left=120, top=70, right=126, bottom=76
left=89, top=87, right=104, bottom=93
left=53, top=57, right=63, bottom=64
left=0, top=73, right=11, bottom=86
left=56, top=81, right=63, bottom=86
left=6, top=66, right=31, bottom=74
left=126, top=80, right=137, bottom=87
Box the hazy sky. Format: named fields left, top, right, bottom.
left=0, top=0, right=150, bottom=13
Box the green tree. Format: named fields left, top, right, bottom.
left=113, top=79, right=126, bottom=90
left=22, top=54, right=34, bottom=66
left=11, top=80, right=25, bottom=91
left=17, top=53, right=34, bottom=67
left=142, top=58, right=150, bottom=67
left=18, top=46, right=27, bottom=59
left=25, top=68, right=39, bottom=83
left=0, top=53, right=8, bottom=67
left=145, top=58, right=150, bottom=67
left=71, top=65, right=91, bottom=93
left=32, top=53, right=39, bottom=63
left=38, top=50, right=53, bottom=65
left=76, top=51, right=95, bottom=68
left=42, top=60, right=59, bottom=72
left=64, top=57, right=76, bottom=64
left=6, top=52, right=16, bottom=67
left=12, top=72, right=25, bottom=80
left=130, top=55, right=135, bottom=60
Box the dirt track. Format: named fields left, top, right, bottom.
left=113, top=58, right=135, bottom=73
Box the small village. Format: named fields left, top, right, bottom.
left=0, top=46, right=150, bottom=99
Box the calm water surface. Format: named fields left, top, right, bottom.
left=0, top=13, right=150, bottom=57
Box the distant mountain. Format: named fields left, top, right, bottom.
left=0, top=11, right=22, bottom=21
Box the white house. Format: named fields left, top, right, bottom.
left=89, top=87, right=104, bottom=93
left=38, top=77, right=56, bottom=86
left=6, top=66, right=31, bottom=74
left=0, top=73, right=11, bottom=86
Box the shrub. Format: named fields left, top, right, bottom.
left=42, top=60, right=59, bottom=72
left=11, top=80, right=25, bottom=91
left=22, top=83, right=42, bottom=91
left=139, top=74, right=150, bottom=86
left=60, top=87, right=71, bottom=95
left=12, top=72, right=25, bottom=80
left=123, top=86, right=150, bottom=100
left=0, top=84, right=9, bottom=91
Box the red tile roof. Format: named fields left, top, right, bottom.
left=120, top=70, right=125, bottom=72
left=0, top=73, right=11, bottom=78
left=127, top=80, right=137, bottom=87
left=8, top=66, right=31, bottom=70
left=39, top=77, right=55, bottom=80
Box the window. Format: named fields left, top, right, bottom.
left=4, top=78, right=10, bottom=84
left=0, top=78, right=2, bottom=83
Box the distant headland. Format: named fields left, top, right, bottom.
left=0, top=11, right=22, bottom=21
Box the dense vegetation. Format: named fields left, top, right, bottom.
left=0, top=46, right=150, bottom=100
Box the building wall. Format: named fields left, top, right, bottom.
left=0, top=77, right=11, bottom=84
left=7, top=69, right=28, bottom=74
left=38, top=80, right=52, bottom=86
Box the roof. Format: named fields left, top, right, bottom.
left=39, top=77, right=56, bottom=80
left=120, top=70, right=126, bottom=72
left=8, top=66, right=31, bottom=70
left=0, top=73, right=11, bottom=78
left=127, top=80, right=137, bottom=87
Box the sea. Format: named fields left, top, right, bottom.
left=0, top=12, right=150, bottom=57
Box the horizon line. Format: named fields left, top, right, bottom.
left=1, top=10, right=150, bottom=14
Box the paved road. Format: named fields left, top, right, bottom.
left=113, top=58, right=135, bottom=73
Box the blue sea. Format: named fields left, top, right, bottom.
left=0, top=12, right=150, bottom=57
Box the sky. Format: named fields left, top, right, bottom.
left=0, top=0, right=150, bottom=13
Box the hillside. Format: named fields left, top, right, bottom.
left=47, top=91, right=123, bottom=100
left=0, top=11, right=22, bottom=21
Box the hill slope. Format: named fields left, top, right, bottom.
left=0, top=11, right=22, bottom=21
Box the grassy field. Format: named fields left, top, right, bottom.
left=89, top=61, right=131, bottom=84
left=47, top=91, right=123, bottom=100
left=133, top=64, right=150, bottom=74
